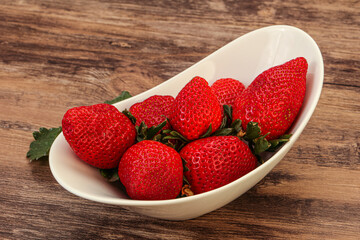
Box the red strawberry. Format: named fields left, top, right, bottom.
left=233, top=57, right=308, bottom=140
left=169, top=76, right=222, bottom=140
left=62, top=103, right=136, bottom=169
left=118, top=140, right=183, bottom=200
left=129, top=95, right=174, bottom=130
left=180, top=136, right=257, bottom=194
left=211, top=78, right=245, bottom=106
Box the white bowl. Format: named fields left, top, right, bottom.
left=49, top=25, right=324, bottom=220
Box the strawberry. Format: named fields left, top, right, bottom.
left=180, top=136, right=257, bottom=194
left=62, top=103, right=136, bottom=169
left=233, top=57, right=308, bottom=140
left=169, top=76, right=222, bottom=140
left=129, top=95, right=174, bottom=130
left=211, top=78, right=245, bottom=106
left=118, top=140, right=183, bottom=200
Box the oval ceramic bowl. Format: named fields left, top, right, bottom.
left=49, top=25, right=324, bottom=220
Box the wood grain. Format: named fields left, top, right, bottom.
left=0, top=0, right=359, bottom=239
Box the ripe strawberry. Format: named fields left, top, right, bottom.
left=169, top=76, right=222, bottom=140
left=118, top=140, right=183, bottom=200
left=180, top=136, right=257, bottom=194
left=129, top=95, right=174, bottom=130
left=62, top=103, right=136, bottom=169
left=233, top=57, right=308, bottom=140
left=211, top=78, right=245, bottom=106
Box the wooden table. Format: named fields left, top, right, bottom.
left=1, top=1, right=359, bottom=239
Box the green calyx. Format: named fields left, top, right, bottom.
left=162, top=128, right=189, bottom=151
left=241, top=122, right=292, bottom=163
left=122, top=109, right=137, bottom=125
left=135, top=120, right=168, bottom=142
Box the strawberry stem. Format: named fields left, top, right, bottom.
left=181, top=185, right=194, bottom=197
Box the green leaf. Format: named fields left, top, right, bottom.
left=253, top=134, right=271, bottom=155
left=146, top=120, right=168, bottom=140
left=181, top=157, right=189, bottom=172
left=104, top=91, right=132, bottom=105
left=183, top=175, right=190, bottom=186
left=99, top=168, right=119, bottom=182
left=255, top=154, right=263, bottom=164
left=223, top=105, right=232, bottom=123
left=166, top=142, right=176, bottom=149
left=212, top=128, right=234, bottom=136
left=231, top=119, right=242, bottom=133
left=135, top=120, right=168, bottom=142
left=169, top=131, right=189, bottom=143
left=177, top=142, right=187, bottom=152
left=122, top=109, right=137, bottom=125
left=153, top=134, right=162, bottom=142
left=27, top=127, right=62, bottom=162
left=163, top=135, right=181, bottom=141
left=219, top=115, right=228, bottom=129
left=162, top=129, right=172, bottom=134
left=138, top=121, right=147, bottom=131
left=33, top=131, right=42, bottom=140
left=245, top=122, right=262, bottom=140
left=268, top=134, right=292, bottom=152
left=135, top=121, right=146, bottom=142
left=200, top=124, right=212, bottom=138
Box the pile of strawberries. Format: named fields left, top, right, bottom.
left=62, top=57, right=308, bottom=200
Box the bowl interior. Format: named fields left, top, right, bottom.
left=49, top=25, right=323, bottom=208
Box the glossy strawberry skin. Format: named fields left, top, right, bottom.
left=118, top=140, right=183, bottom=200
left=129, top=95, right=174, bottom=130
left=169, top=76, right=222, bottom=140
left=211, top=78, right=245, bottom=106
left=62, top=103, right=136, bottom=169
left=233, top=57, right=308, bottom=140
left=180, top=136, right=257, bottom=194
